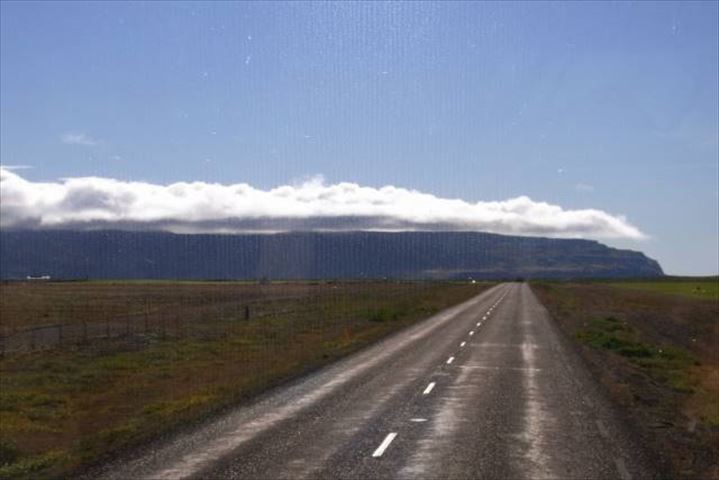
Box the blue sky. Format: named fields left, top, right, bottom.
left=1, top=1, right=717, bottom=275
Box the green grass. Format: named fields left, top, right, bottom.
left=576, top=316, right=696, bottom=392
left=0, top=451, right=65, bottom=480
left=532, top=282, right=719, bottom=479
left=606, top=279, right=719, bottom=300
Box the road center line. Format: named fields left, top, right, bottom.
left=423, top=382, right=436, bottom=395
left=446, top=356, right=455, bottom=364
left=372, top=433, right=397, bottom=458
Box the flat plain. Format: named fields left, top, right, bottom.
left=533, top=278, right=719, bottom=480
left=0, top=280, right=488, bottom=479
left=2, top=278, right=716, bottom=480
left=84, top=283, right=660, bottom=480
left=605, top=278, right=719, bottom=300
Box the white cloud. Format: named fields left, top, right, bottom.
left=0, top=167, right=646, bottom=239
left=0, top=164, right=33, bottom=170
left=60, top=132, right=99, bottom=146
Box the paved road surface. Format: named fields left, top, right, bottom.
left=91, top=283, right=659, bottom=479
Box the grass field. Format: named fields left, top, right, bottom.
left=533, top=279, right=718, bottom=480
left=0, top=281, right=489, bottom=479
left=606, top=278, right=719, bottom=300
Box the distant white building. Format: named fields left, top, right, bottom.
left=26, top=275, right=51, bottom=280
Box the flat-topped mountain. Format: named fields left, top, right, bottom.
left=0, top=230, right=663, bottom=280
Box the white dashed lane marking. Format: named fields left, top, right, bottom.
left=372, top=433, right=397, bottom=458
left=446, top=356, right=455, bottom=365
left=423, top=382, right=436, bottom=395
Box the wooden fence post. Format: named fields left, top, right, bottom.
left=144, top=301, right=149, bottom=334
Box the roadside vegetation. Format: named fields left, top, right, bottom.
left=533, top=279, right=718, bottom=480
left=605, top=278, right=718, bottom=301
left=0, top=280, right=489, bottom=479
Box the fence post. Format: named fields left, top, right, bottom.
left=83, top=322, right=88, bottom=343
left=245, top=305, right=250, bottom=321
left=58, top=324, right=63, bottom=346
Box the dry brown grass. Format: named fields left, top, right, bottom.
left=0, top=281, right=488, bottom=479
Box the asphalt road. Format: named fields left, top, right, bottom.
left=91, top=283, right=659, bottom=479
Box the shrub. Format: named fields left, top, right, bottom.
left=0, top=439, right=19, bottom=467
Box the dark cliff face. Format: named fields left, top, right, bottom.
left=0, top=230, right=664, bottom=280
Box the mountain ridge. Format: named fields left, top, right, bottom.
left=0, top=230, right=663, bottom=280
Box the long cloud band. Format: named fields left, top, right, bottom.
left=0, top=167, right=645, bottom=239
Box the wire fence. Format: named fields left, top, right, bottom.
left=0, top=282, right=446, bottom=356
left=0, top=302, right=299, bottom=355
